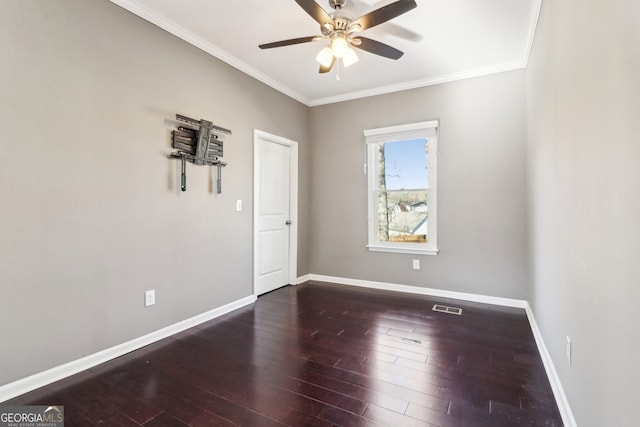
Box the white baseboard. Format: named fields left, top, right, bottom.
left=300, top=273, right=575, bottom=427
left=525, top=303, right=577, bottom=427
left=0, top=295, right=256, bottom=403
left=4, top=277, right=576, bottom=427
left=296, top=274, right=311, bottom=285
left=306, top=274, right=527, bottom=308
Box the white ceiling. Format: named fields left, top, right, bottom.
left=110, top=0, right=541, bottom=106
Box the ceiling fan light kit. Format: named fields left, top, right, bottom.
left=342, top=45, right=359, bottom=67
left=316, top=46, right=334, bottom=67
left=330, top=34, right=350, bottom=58
left=259, top=0, right=417, bottom=76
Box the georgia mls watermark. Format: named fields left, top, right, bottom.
left=0, top=406, right=64, bottom=427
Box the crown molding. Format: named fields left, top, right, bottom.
left=308, top=60, right=526, bottom=106
left=110, top=0, right=540, bottom=107
left=522, top=0, right=543, bottom=66
left=109, top=0, right=311, bottom=106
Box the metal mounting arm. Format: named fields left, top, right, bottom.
left=169, top=113, right=231, bottom=193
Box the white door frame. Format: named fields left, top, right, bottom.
left=253, top=129, right=298, bottom=296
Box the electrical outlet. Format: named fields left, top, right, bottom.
left=236, top=200, right=242, bottom=211
left=412, top=259, right=420, bottom=270
left=566, top=336, right=571, bottom=365
left=145, top=289, right=156, bottom=307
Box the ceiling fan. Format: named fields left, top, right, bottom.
left=259, top=0, right=417, bottom=74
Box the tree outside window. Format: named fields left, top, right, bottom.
left=365, top=121, right=438, bottom=255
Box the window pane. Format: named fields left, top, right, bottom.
left=381, top=138, right=428, bottom=190
left=366, top=121, right=438, bottom=255
left=377, top=190, right=428, bottom=243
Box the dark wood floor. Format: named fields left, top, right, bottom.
left=6, top=281, right=563, bottom=426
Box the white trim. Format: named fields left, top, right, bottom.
left=301, top=273, right=575, bottom=426
left=307, top=274, right=527, bottom=308
left=0, top=295, right=256, bottom=403
left=108, top=0, right=310, bottom=106
left=366, top=245, right=439, bottom=256
left=522, top=0, right=544, bottom=67
left=365, top=123, right=438, bottom=255
left=296, top=274, right=311, bottom=285
left=2, top=271, right=575, bottom=427
left=253, top=130, right=299, bottom=294
left=109, top=0, right=529, bottom=107
left=308, top=61, right=525, bottom=106
left=364, top=121, right=439, bottom=138
left=288, top=144, right=299, bottom=285
left=525, top=303, right=578, bottom=427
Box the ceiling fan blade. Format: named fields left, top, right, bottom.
left=295, top=0, right=335, bottom=27
left=259, top=36, right=319, bottom=49
left=319, top=56, right=336, bottom=73
left=352, top=36, right=404, bottom=60
left=351, top=0, right=417, bottom=32
left=350, top=0, right=422, bottom=41
left=379, top=22, right=423, bottom=42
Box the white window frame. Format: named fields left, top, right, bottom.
left=365, top=120, right=439, bottom=256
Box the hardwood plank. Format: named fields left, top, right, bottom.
left=7, top=282, right=563, bottom=427
left=144, top=413, right=189, bottom=427
left=281, top=408, right=334, bottom=427
left=289, top=369, right=410, bottom=414
left=363, top=403, right=437, bottom=426
left=317, top=405, right=387, bottom=427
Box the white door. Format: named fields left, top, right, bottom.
left=254, top=130, right=298, bottom=295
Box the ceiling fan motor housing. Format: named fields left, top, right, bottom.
left=321, top=17, right=351, bottom=36
left=334, top=18, right=350, bottom=31
left=329, top=0, right=347, bottom=10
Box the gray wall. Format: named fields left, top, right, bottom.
left=526, top=0, right=640, bottom=425
left=6, top=2, right=638, bottom=423
left=309, top=70, right=529, bottom=299
left=0, top=0, right=310, bottom=386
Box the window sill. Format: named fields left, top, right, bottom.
left=367, top=245, right=439, bottom=256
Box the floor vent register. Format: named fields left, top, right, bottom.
left=432, top=304, right=463, bottom=315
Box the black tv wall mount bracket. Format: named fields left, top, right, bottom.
left=169, top=114, right=231, bottom=193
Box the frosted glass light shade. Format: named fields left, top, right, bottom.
left=316, top=46, right=333, bottom=67
left=331, top=36, right=349, bottom=58
left=343, top=48, right=359, bottom=67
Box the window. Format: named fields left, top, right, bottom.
left=365, top=120, right=439, bottom=255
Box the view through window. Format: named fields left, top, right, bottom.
left=377, top=138, right=428, bottom=243
left=365, top=121, right=438, bottom=255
